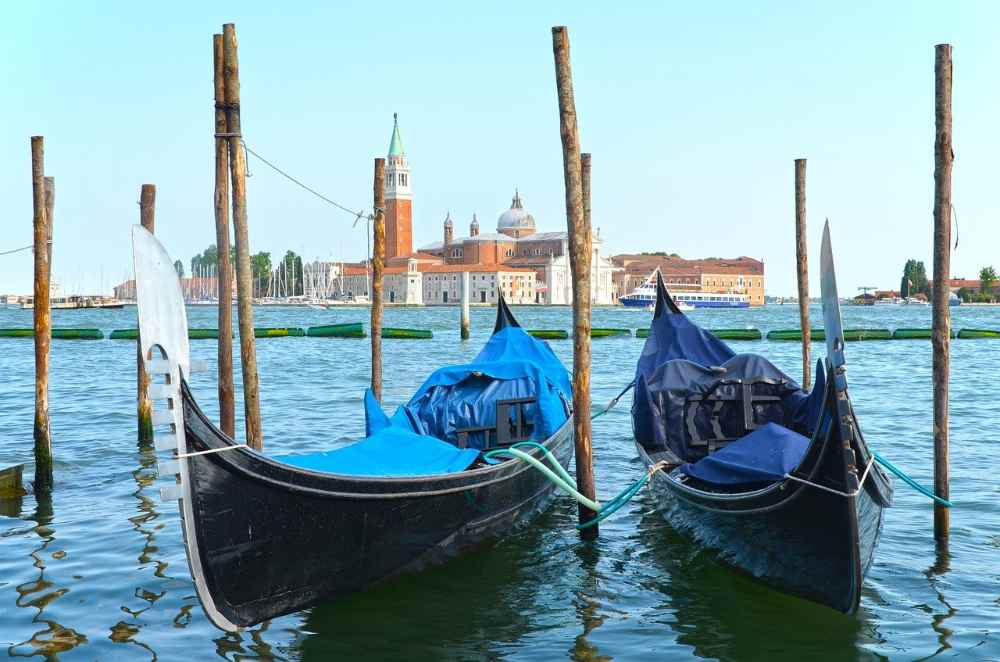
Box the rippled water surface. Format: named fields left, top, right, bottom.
left=1, top=303, right=998, bottom=660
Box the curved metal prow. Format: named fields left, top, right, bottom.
left=493, top=288, right=521, bottom=333
left=130, top=225, right=240, bottom=633
left=653, top=270, right=682, bottom=319
left=132, top=225, right=191, bottom=379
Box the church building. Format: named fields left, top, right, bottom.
left=377, top=115, right=618, bottom=305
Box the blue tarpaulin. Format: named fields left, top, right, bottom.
left=277, top=325, right=570, bottom=476
left=680, top=423, right=811, bottom=485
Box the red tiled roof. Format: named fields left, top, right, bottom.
left=612, top=254, right=764, bottom=276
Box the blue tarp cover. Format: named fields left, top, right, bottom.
left=274, top=424, right=481, bottom=476
left=403, top=326, right=571, bottom=449
left=277, top=326, right=570, bottom=475
left=680, top=423, right=810, bottom=485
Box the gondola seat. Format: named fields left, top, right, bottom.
left=680, top=422, right=810, bottom=487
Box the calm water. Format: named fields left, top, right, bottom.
left=1, top=303, right=998, bottom=661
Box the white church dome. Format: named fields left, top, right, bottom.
left=497, top=190, right=536, bottom=232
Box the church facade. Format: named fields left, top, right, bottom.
left=378, top=115, right=619, bottom=305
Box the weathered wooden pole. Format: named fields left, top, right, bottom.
left=460, top=271, right=471, bottom=339
left=932, top=43, right=952, bottom=541
left=371, top=158, right=386, bottom=401
left=31, top=136, right=52, bottom=491
left=794, top=158, right=810, bottom=389
left=137, top=184, right=156, bottom=443
left=213, top=33, right=236, bottom=438
left=553, top=27, right=598, bottom=539
left=43, top=178, right=54, bottom=267
left=222, top=23, right=263, bottom=450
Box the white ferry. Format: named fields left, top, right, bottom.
left=620, top=271, right=749, bottom=309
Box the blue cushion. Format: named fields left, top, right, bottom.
left=680, top=422, right=810, bottom=485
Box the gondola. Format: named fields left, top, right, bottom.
left=631, top=222, right=892, bottom=613
left=131, top=226, right=574, bottom=632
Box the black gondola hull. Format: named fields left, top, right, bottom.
left=639, top=438, right=887, bottom=614
left=180, top=385, right=574, bottom=629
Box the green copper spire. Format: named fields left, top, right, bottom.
left=388, top=112, right=404, bottom=157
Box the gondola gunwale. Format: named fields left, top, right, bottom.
left=181, top=380, right=575, bottom=499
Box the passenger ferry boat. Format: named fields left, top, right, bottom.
left=620, top=271, right=749, bottom=309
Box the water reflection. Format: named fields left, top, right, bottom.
left=294, top=513, right=558, bottom=660
left=916, top=538, right=955, bottom=661
left=8, top=491, right=88, bottom=657
left=634, top=503, right=884, bottom=661
left=570, top=543, right=611, bottom=662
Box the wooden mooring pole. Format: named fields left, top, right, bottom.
left=31, top=136, right=52, bottom=491
left=137, top=184, right=156, bottom=443
left=794, top=158, right=810, bottom=389
left=222, top=23, right=263, bottom=450
left=552, top=26, right=598, bottom=538
left=371, top=158, right=386, bottom=401
left=932, top=43, right=952, bottom=541
left=460, top=271, right=471, bottom=340
left=213, top=33, right=236, bottom=438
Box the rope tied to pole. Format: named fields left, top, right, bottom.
left=591, top=379, right=635, bottom=420
left=482, top=441, right=669, bottom=530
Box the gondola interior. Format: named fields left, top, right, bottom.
left=269, top=297, right=572, bottom=476
left=633, top=275, right=829, bottom=494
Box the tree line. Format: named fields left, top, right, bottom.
left=900, top=259, right=999, bottom=303
left=172, top=245, right=308, bottom=296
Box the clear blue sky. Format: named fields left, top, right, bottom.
left=3, top=1, right=998, bottom=297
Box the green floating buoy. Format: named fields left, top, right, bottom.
left=109, top=328, right=138, bottom=340
left=189, top=329, right=220, bottom=340
left=636, top=328, right=650, bottom=339
left=843, top=328, right=891, bottom=341
left=957, top=328, right=1000, bottom=339
left=710, top=328, right=762, bottom=341
left=307, top=323, right=366, bottom=338
left=0, top=327, right=104, bottom=340
left=766, top=329, right=827, bottom=341
left=254, top=327, right=305, bottom=338
left=528, top=329, right=569, bottom=340
left=591, top=328, right=631, bottom=338
left=382, top=327, right=432, bottom=339
left=892, top=328, right=956, bottom=340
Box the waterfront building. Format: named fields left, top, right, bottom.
left=612, top=254, right=766, bottom=306
left=379, top=115, right=618, bottom=305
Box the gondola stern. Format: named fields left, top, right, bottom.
left=653, top=270, right=683, bottom=318
left=493, top=288, right=521, bottom=333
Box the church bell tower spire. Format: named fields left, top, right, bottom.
left=384, top=113, right=412, bottom=259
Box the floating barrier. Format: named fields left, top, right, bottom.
left=636, top=328, right=650, bottom=339
left=109, top=329, right=138, bottom=340
left=957, top=328, right=1000, bottom=339
left=255, top=327, right=305, bottom=338
left=843, top=329, right=891, bottom=341
left=766, top=329, right=827, bottom=341
left=709, top=328, right=762, bottom=341
left=189, top=329, right=220, bottom=340
left=112, top=328, right=222, bottom=340
left=591, top=328, right=631, bottom=338
left=382, top=327, right=433, bottom=339
left=306, top=323, right=366, bottom=338
left=0, top=327, right=103, bottom=339
left=892, top=328, right=957, bottom=340
left=528, top=329, right=569, bottom=340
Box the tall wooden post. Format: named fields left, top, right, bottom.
left=31, top=136, right=52, bottom=491
left=371, top=158, right=386, bottom=401
left=223, top=23, right=263, bottom=450
left=932, top=43, right=952, bottom=541
left=213, top=33, right=236, bottom=438
left=553, top=27, right=598, bottom=538
left=460, top=271, right=471, bottom=340
left=137, top=184, right=156, bottom=443
left=794, top=159, right=810, bottom=389
left=44, top=178, right=54, bottom=267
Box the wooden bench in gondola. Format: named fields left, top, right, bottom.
left=683, top=379, right=786, bottom=454
left=455, top=397, right=536, bottom=450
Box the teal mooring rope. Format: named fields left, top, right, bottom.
left=872, top=451, right=953, bottom=508
left=484, top=441, right=664, bottom=530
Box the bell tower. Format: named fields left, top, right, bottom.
left=384, top=113, right=412, bottom=259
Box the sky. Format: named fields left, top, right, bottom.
left=3, top=1, right=999, bottom=297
